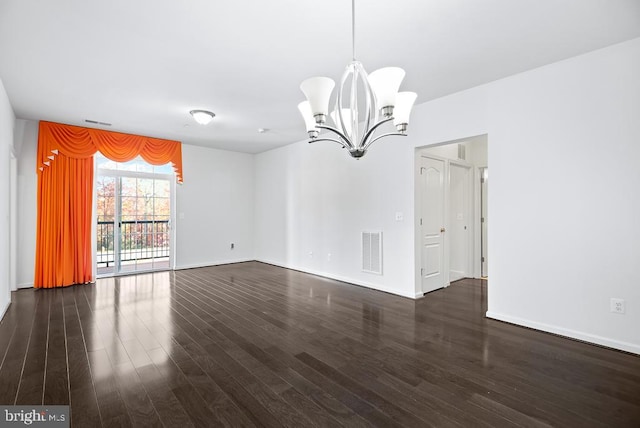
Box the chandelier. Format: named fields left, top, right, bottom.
left=298, top=0, right=417, bottom=158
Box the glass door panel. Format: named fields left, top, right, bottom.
left=152, top=178, right=171, bottom=271
left=97, top=169, right=173, bottom=277
left=96, top=175, right=117, bottom=276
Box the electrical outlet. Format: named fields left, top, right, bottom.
left=327, top=253, right=331, bottom=261
left=309, top=251, right=313, bottom=258
left=610, top=298, right=625, bottom=314
left=230, top=243, right=235, bottom=250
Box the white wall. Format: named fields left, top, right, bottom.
left=255, top=135, right=416, bottom=297
left=418, top=137, right=487, bottom=166
left=14, top=123, right=256, bottom=285
left=469, top=138, right=488, bottom=168
left=15, top=119, right=37, bottom=288
left=175, top=144, right=254, bottom=269
left=486, top=37, right=640, bottom=353
left=254, top=37, right=640, bottom=353
left=0, top=78, right=15, bottom=317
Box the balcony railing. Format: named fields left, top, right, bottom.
left=97, top=219, right=170, bottom=267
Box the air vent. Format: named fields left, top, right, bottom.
left=362, top=231, right=382, bottom=275
left=85, top=119, right=112, bottom=126
left=457, top=143, right=466, bottom=160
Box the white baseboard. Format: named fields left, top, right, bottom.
left=0, top=300, right=10, bottom=321
left=449, top=270, right=466, bottom=282
left=175, top=258, right=253, bottom=271
left=256, top=259, right=417, bottom=299
left=18, top=282, right=33, bottom=289
left=486, top=311, right=640, bottom=355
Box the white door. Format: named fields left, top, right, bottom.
left=449, top=163, right=471, bottom=282
left=420, top=156, right=446, bottom=293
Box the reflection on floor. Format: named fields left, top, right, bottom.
left=97, top=257, right=169, bottom=276
left=0, top=262, right=638, bottom=427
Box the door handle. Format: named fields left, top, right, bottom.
left=440, top=227, right=446, bottom=233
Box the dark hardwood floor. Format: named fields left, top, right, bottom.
left=0, top=262, right=638, bottom=427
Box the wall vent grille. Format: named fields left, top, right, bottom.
left=457, top=143, right=466, bottom=160
left=362, top=231, right=382, bottom=275
left=85, top=119, right=112, bottom=126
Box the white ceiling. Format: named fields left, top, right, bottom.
left=1, top=0, right=639, bottom=154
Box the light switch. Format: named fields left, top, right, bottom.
left=395, top=212, right=404, bottom=222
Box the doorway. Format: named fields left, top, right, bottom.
left=95, top=156, right=175, bottom=277
left=416, top=136, right=487, bottom=295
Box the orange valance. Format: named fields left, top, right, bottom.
left=37, top=121, right=183, bottom=183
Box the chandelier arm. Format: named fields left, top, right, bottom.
left=308, top=137, right=348, bottom=149
left=363, top=132, right=407, bottom=151
left=360, top=116, right=394, bottom=147
left=361, top=69, right=374, bottom=148
left=336, top=65, right=354, bottom=142
left=316, top=124, right=355, bottom=149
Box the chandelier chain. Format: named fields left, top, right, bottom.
left=352, top=0, right=356, bottom=61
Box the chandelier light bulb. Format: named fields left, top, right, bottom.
left=367, top=67, right=406, bottom=113
left=393, top=92, right=418, bottom=131
left=300, top=77, right=335, bottom=122
left=298, top=101, right=318, bottom=137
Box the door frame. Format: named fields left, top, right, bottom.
left=93, top=167, right=176, bottom=278
left=479, top=166, right=488, bottom=277
left=10, top=151, right=17, bottom=291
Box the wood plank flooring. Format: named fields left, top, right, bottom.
left=0, top=261, right=639, bottom=427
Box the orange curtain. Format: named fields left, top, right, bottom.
left=35, top=155, right=94, bottom=288
left=35, top=121, right=183, bottom=288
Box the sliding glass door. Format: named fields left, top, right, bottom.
left=96, top=156, right=174, bottom=276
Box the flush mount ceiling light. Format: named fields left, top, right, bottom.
left=298, top=0, right=417, bottom=159
left=189, top=109, right=215, bottom=125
